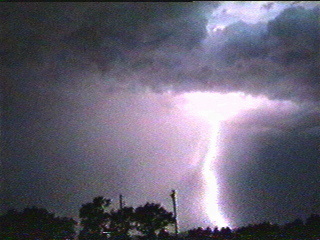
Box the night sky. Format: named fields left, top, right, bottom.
left=2, top=2, right=320, bottom=230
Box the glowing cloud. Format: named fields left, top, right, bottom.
left=207, top=1, right=319, bottom=28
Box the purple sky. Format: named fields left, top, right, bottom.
left=2, top=2, right=320, bottom=230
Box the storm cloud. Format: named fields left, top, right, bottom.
left=2, top=2, right=320, bottom=229
left=2, top=2, right=319, bottom=98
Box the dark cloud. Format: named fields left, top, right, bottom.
left=2, top=3, right=319, bottom=101
left=2, top=3, right=211, bottom=86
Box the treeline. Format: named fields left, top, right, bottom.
left=187, top=216, right=320, bottom=239
left=0, top=207, right=76, bottom=239
left=1, top=195, right=320, bottom=239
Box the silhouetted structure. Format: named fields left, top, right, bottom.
left=170, top=189, right=179, bottom=238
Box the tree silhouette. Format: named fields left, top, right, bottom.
left=134, top=202, right=175, bottom=239
left=108, top=206, right=135, bottom=239
left=235, top=222, right=280, bottom=240
left=79, top=196, right=111, bottom=240
left=282, top=218, right=305, bottom=239
left=0, top=207, right=76, bottom=240
left=188, top=227, right=211, bottom=239
left=158, top=228, right=170, bottom=239
left=187, top=226, right=233, bottom=239
left=306, top=214, right=320, bottom=238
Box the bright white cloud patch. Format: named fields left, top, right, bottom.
left=206, top=1, right=320, bottom=36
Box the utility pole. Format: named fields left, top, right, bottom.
left=170, top=190, right=179, bottom=238
left=119, top=194, right=124, bottom=211
left=119, top=194, right=124, bottom=235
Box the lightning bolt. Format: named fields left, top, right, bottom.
left=202, top=121, right=229, bottom=227
left=177, top=91, right=270, bottom=228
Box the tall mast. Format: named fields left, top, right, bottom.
left=119, top=194, right=124, bottom=210
left=170, top=189, right=179, bottom=237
